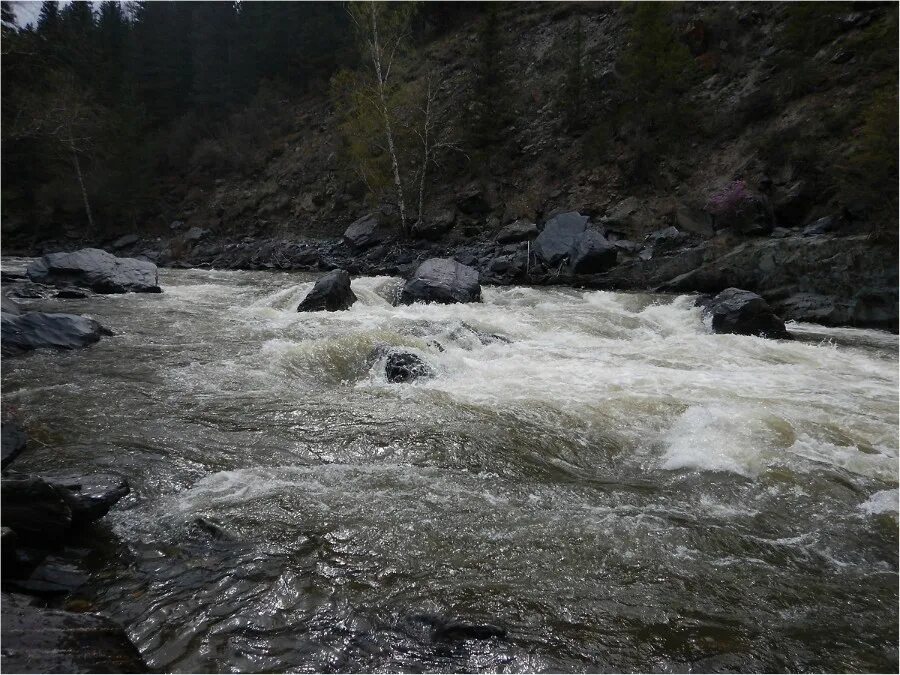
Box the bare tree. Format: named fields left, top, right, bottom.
left=348, top=1, right=413, bottom=235
left=11, top=73, right=99, bottom=230
left=412, top=74, right=466, bottom=230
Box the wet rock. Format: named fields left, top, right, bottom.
left=657, top=235, right=897, bottom=329
left=297, top=269, right=357, bottom=312
left=26, top=248, right=161, bottom=294
left=533, top=211, right=589, bottom=266
left=0, top=476, right=73, bottom=546
left=400, top=258, right=482, bottom=305
left=385, top=351, right=433, bottom=383
left=1, top=311, right=107, bottom=356
left=1, top=418, right=27, bottom=468
left=701, top=288, right=791, bottom=339
left=407, top=614, right=506, bottom=642
left=571, top=230, right=617, bottom=274
left=1, top=294, right=21, bottom=315
left=434, top=620, right=507, bottom=641
left=55, top=289, right=88, bottom=299
left=5, top=555, right=90, bottom=596
left=496, top=220, right=538, bottom=244
left=44, top=474, right=130, bottom=526
left=110, top=234, right=139, bottom=250
left=343, top=213, right=386, bottom=250
left=0, top=601, right=147, bottom=673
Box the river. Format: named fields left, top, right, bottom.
left=2, top=264, right=898, bottom=673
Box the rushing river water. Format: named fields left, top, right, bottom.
left=2, top=263, right=898, bottom=673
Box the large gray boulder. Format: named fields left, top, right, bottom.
left=533, top=212, right=589, bottom=266
left=26, top=248, right=161, bottom=294
left=1, top=312, right=108, bottom=356
left=1, top=602, right=147, bottom=673
left=400, top=258, right=482, bottom=305
left=297, top=269, right=357, bottom=312
left=571, top=230, right=617, bottom=274
left=701, top=288, right=791, bottom=339
left=343, top=213, right=386, bottom=249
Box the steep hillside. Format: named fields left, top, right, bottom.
left=136, top=1, right=897, bottom=245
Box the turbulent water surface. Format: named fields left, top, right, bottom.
left=3, top=263, right=898, bottom=673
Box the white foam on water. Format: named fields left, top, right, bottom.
left=859, top=488, right=899, bottom=515
left=140, top=272, right=898, bottom=482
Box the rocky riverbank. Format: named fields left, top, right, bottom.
left=7, top=208, right=897, bottom=331
left=0, top=415, right=147, bottom=673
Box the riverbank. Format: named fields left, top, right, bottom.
left=7, top=220, right=898, bottom=331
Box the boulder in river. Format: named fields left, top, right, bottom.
left=532, top=212, right=589, bottom=266
left=297, top=269, right=357, bottom=312
left=26, top=248, right=161, bottom=294
left=1, top=311, right=108, bottom=356
left=385, top=351, right=433, bottom=383
left=701, top=288, right=792, bottom=339
left=399, top=258, right=481, bottom=305
left=44, top=474, right=131, bottom=526
left=1, top=602, right=147, bottom=673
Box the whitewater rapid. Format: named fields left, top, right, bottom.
left=3, top=265, right=897, bottom=672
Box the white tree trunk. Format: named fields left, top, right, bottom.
left=369, top=4, right=408, bottom=235
left=70, top=144, right=94, bottom=231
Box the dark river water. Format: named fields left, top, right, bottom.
left=2, top=263, right=898, bottom=673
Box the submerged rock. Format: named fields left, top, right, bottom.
left=0, top=602, right=147, bottom=673
left=297, top=269, right=357, bottom=312
left=26, top=248, right=161, bottom=294
left=701, top=288, right=791, bottom=339
left=55, top=288, right=89, bottom=299
left=1, top=311, right=108, bottom=356
left=400, top=258, right=481, bottom=305
left=407, top=613, right=507, bottom=642
left=385, top=351, right=433, bottom=383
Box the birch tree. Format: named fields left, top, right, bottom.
left=13, top=73, right=100, bottom=230
left=347, top=1, right=415, bottom=235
